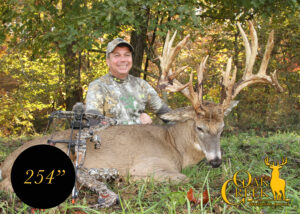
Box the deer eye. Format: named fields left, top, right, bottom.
left=197, top=126, right=204, bottom=132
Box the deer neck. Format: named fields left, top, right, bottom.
left=167, top=120, right=205, bottom=168
left=271, top=169, right=280, bottom=179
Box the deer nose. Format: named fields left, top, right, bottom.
left=116, top=196, right=120, bottom=204
left=209, top=158, right=222, bottom=168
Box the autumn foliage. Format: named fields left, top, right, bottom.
left=0, top=0, right=298, bottom=136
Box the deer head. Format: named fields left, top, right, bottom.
left=157, top=21, right=283, bottom=168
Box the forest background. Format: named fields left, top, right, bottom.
left=0, top=0, right=299, bottom=137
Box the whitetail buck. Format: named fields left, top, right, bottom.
left=264, top=157, right=287, bottom=200
left=0, top=22, right=283, bottom=198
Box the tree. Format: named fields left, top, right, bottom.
left=1, top=0, right=126, bottom=109
left=0, top=0, right=298, bottom=136
left=2, top=0, right=297, bottom=107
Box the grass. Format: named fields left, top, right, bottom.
left=0, top=131, right=299, bottom=213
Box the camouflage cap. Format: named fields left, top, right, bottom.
left=106, top=38, right=134, bottom=57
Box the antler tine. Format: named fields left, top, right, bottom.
left=158, top=31, right=190, bottom=91
left=257, top=30, right=283, bottom=92
left=179, top=56, right=209, bottom=114
left=237, top=22, right=250, bottom=76
left=159, top=31, right=190, bottom=79
left=187, top=55, right=209, bottom=113
left=169, top=33, right=190, bottom=70
left=197, top=55, right=209, bottom=99
left=163, top=31, right=177, bottom=74
left=237, top=21, right=258, bottom=80
left=186, top=72, right=202, bottom=113
left=221, top=57, right=237, bottom=108
left=264, top=157, right=270, bottom=166
left=270, top=70, right=283, bottom=92
left=227, top=21, right=284, bottom=102
left=280, top=157, right=287, bottom=166
left=258, top=29, right=274, bottom=76
left=159, top=31, right=171, bottom=80
left=248, top=21, right=258, bottom=79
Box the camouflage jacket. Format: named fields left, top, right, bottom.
left=85, top=73, right=170, bottom=125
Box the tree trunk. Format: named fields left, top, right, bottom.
left=129, top=7, right=150, bottom=78
left=130, top=30, right=147, bottom=78
left=64, top=44, right=82, bottom=110
left=61, top=0, right=82, bottom=110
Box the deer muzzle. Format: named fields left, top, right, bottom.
left=202, top=136, right=222, bottom=168
left=209, top=158, right=222, bottom=168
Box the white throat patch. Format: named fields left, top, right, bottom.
left=193, top=143, right=202, bottom=152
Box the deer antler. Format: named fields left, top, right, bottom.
left=158, top=22, right=283, bottom=116
left=158, top=31, right=209, bottom=114
left=221, top=21, right=284, bottom=110
left=181, top=55, right=209, bottom=114
left=158, top=31, right=190, bottom=89
left=279, top=157, right=287, bottom=166
left=264, top=157, right=275, bottom=167
left=265, top=157, right=270, bottom=166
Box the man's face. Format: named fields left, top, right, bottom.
left=107, top=46, right=133, bottom=79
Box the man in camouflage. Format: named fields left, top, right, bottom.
left=82, top=38, right=170, bottom=208
left=85, top=38, right=170, bottom=125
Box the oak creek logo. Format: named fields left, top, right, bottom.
left=221, top=157, right=291, bottom=207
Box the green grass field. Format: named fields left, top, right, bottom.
left=0, top=132, right=299, bottom=214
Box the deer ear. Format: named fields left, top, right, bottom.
left=224, top=100, right=239, bottom=116
left=160, top=107, right=196, bottom=122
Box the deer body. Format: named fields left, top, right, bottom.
left=270, top=169, right=286, bottom=200
left=0, top=113, right=225, bottom=192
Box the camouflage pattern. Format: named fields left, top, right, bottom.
left=77, top=167, right=119, bottom=208
left=85, top=73, right=169, bottom=125
left=73, top=125, right=119, bottom=208
left=88, top=168, right=119, bottom=182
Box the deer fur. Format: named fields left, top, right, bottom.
left=0, top=102, right=237, bottom=192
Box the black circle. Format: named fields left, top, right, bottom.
left=11, top=144, right=75, bottom=209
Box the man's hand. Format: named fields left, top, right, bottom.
left=140, top=113, right=152, bottom=124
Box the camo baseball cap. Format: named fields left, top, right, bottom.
left=106, top=38, right=134, bottom=57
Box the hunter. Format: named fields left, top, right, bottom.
left=85, top=38, right=170, bottom=125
